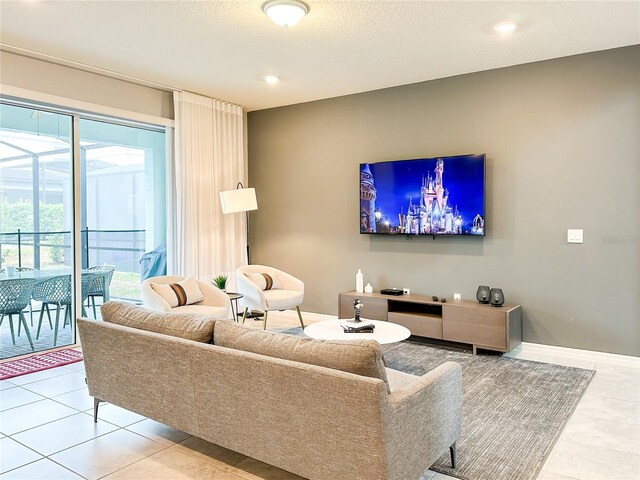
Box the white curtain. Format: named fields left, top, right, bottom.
left=168, top=91, right=246, bottom=282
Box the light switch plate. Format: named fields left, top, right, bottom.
left=567, top=229, right=584, bottom=244
left=454, top=293, right=462, bottom=300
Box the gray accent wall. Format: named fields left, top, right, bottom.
left=248, top=45, right=640, bottom=356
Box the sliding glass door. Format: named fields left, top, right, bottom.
left=0, top=104, right=75, bottom=358
left=0, top=102, right=166, bottom=359
left=79, top=118, right=166, bottom=311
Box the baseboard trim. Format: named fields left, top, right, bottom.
left=514, top=342, right=640, bottom=368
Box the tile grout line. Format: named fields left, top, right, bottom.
left=570, top=404, right=640, bottom=426
left=95, top=442, right=222, bottom=480
left=4, top=368, right=87, bottom=388
left=567, top=410, right=640, bottom=429
left=582, top=390, right=640, bottom=403
left=169, top=438, right=247, bottom=473
left=1, top=407, right=79, bottom=436
left=91, top=429, right=174, bottom=480
left=1, top=383, right=90, bottom=413
left=556, top=435, right=640, bottom=459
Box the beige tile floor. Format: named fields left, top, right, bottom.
left=0, top=311, right=638, bottom=480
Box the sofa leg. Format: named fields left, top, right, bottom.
left=93, top=397, right=103, bottom=423
left=295, top=305, right=305, bottom=329
left=242, top=307, right=248, bottom=324
left=450, top=442, right=457, bottom=468
left=263, top=311, right=269, bottom=330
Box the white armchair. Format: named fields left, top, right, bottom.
left=140, top=275, right=230, bottom=320
left=236, top=265, right=305, bottom=330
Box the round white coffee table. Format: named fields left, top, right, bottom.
left=304, top=319, right=411, bottom=345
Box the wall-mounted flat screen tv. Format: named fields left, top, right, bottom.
left=360, top=154, right=485, bottom=236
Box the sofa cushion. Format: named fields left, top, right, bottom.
left=149, top=276, right=204, bottom=307
left=214, top=320, right=389, bottom=391
left=101, top=301, right=216, bottom=343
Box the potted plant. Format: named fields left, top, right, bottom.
left=212, top=274, right=228, bottom=292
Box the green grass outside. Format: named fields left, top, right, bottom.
left=110, top=271, right=142, bottom=301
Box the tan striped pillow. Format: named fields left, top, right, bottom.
left=245, top=272, right=282, bottom=291
left=150, top=276, right=204, bottom=307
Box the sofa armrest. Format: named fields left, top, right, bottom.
left=197, top=280, right=231, bottom=314
left=276, top=270, right=304, bottom=292
left=140, top=281, right=172, bottom=311
left=237, top=271, right=267, bottom=311
left=384, top=362, right=462, bottom=479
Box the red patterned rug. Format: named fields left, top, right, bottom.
left=0, top=349, right=84, bottom=381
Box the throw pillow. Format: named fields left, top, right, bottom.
left=244, top=272, right=282, bottom=291
left=101, top=301, right=216, bottom=343
left=214, top=320, right=390, bottom=392
left=150, top=276, right=204, bottom=307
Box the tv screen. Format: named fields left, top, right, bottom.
left=360, top=154, right=485, bottom=236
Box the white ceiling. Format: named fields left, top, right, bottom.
left=1, top=1, right=638, bottom=111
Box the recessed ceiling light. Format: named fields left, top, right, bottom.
left=264, top=75, right=281, bottom=84
left=494, top=21, right=517, bottom=34
left=262, top=0, right=309, bottom=27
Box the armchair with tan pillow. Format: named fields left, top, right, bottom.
left=141, top=275, right=230, bottom=320
left=235, top=265, right=305, bottom=330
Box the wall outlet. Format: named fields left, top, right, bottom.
left=403, top=288, right=410, bottom=295
left=567, top=229, right=584, bottom=244
left=453, top=293, right=462, bottom=300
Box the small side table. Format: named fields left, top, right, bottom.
left=226, top=292, right=244, bottom=322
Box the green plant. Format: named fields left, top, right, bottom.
left=212, top=274, right=228, bottom=290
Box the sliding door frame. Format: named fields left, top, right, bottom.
left=1, top=91, right=171, bottom=346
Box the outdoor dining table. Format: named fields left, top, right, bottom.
left=0, top=269, right=110, bottom=302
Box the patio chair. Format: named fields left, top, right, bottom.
left=86, top=264, right=116, bottom=318
left=33, top=274, right=91, bottom=346
left=0, top=278, right=35, bottom=351
left=16, top=267, right=36, bottom=326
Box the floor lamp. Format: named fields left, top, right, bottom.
left=219, top=182, right=258, bottom=264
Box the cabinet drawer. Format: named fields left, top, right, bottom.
left=388, top=312, right=442, bottom=339
left=339, top=295, right=387, bottom=321
left=443, top=307, right=506, bottom=349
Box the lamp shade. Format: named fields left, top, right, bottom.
left=220, top=187, right=258, bottom=214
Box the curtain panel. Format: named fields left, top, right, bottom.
left=169, top=91, right=246, bottom=282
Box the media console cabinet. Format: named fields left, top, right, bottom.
left=339, top=291, right=522, bottom=354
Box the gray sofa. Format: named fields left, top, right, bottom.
left=78, top=302, right=462, bottom=480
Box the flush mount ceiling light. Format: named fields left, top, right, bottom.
left=494, top=21, right=517, bottom=34
left=264, top=75, right=281, bottom=84
left=262, top=0, right=309, bottom=27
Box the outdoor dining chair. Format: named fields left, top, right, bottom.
left=86, top=264, right=115, bottom=318
left=16, top=267, right=36, bottom=326
left=33, top=274, right=91, bottom=347
left=0, top=277, right=35, bottom=351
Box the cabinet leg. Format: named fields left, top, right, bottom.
left=472, top=345, right=477, bottom=355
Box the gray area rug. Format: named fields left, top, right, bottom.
left=280, top=328, right=594, bottom=480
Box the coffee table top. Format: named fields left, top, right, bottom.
left=303, top=319, right=410, bottom=345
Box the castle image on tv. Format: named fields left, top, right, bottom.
left=360, top=155, right=485, bottom=236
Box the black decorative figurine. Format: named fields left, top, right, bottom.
left=476, top=286, right=491, bottom=304
left=489, top=288, right=505, bottom=307
left=353, top=299, right=364, bottom=322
